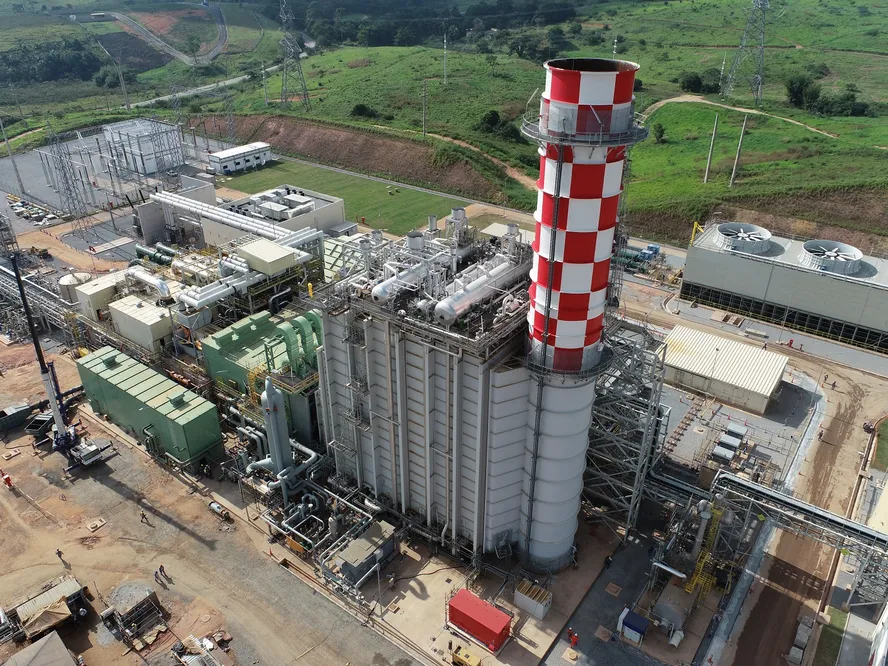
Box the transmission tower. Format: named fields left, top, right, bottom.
left=46, top=124, right=92, bottom=239
left=224, top=93, right=238, bottom=146
left=723, top=0, right=768, bottom=105
left=170, top=85, right=185, bottom=127
left=279, top=0, right=311, bottom=111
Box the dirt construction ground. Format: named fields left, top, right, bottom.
left=621, top=283, right=885, bottom=666
left=0, top=351, right=418, bottom=666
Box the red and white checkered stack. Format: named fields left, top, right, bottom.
left=526, top=58, right=645, bottom=373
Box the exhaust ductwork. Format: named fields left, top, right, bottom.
left=125, top=267, right=171, bottom=299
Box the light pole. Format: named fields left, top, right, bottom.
left=708, top=346, right=721, bottom=396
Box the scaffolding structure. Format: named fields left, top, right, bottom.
left=0, top=211, right=18, bottom=256
left=584, top=320, right=669, bottom=535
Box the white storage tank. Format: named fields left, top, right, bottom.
left=59, top=272, right=92, bottom=303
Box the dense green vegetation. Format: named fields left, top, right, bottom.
left=0, top=37, right=104, bottom=84
left=0, top=0, right=886, bottom=243
left=812, top=606, right=848, bottom=666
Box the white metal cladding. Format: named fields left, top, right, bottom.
left=663, top=325, right=786, bottom=399
left=519, top=375, right=595, bottom=569
left=685, top=227, right=888, bottom=333
left=483, top=365, right=531, bottom=550
left=324, top=313, right=598, bottom=560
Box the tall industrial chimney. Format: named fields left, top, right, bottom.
left=519, top=59, right=647, bottom=570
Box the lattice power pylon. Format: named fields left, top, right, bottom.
left=723, top=0, right=769, bottom=105
left=46, top=123, right=92, bottom=239
left=279, top=0, right=311, bottom=111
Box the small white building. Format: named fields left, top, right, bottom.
left=663, top=325, right=787, bottom=414
left=207, top=142, right=271, bottom=174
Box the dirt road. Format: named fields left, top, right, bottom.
left=644, top=94, right=839, bottom=138
left=16, top=225, right=128, bottom=273
left=621, top=290, right=881, bottom=666
left=110, top=3, right=228, bottom=67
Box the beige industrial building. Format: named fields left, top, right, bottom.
left=663, top=325, right=787, bottom=414
left=203, top=186, right=348, bottom=246
left=107, top=282, right=184, bottom=353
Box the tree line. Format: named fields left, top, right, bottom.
left=0, top=37, right=104, bottom=84
left=257, top=0, right=576, bottom=48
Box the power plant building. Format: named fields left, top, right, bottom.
left=319, top=58, right=653, bottom=570
left=682, top=222, right=888, bottom=353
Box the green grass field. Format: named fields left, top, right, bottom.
left=220, top=5, right=265, bottom=54
left=632, top=103, right=886, bottom=209
left=812, top=605, right=848, bottom=666
left=873, top=420, right=888, bottom=472
left=0, top=13, right=88, bottom=50
left=223, top=160, right=467, bottom=235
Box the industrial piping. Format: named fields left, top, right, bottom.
left=125, top=267, right=172, bottom=299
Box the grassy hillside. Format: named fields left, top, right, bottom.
left=224, top=160, right=468, bottom=234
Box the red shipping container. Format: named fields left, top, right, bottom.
left=448, top=589, right=511, bottom=652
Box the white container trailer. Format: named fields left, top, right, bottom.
left=208, top=142, right=271, bottom=174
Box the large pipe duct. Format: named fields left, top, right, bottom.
left=371, top=262, right=431, bottom=305
left=434, top=256, right=526, bottom=325
left=155, top=243, right=178, bottom=257
left=125, top=267, right=171, bottom=299
left=261, top=376, right=289, bottom=474
left=135, top=244, right=173, bottom=266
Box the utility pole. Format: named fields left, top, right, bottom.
left=262, top=62, right=269, bottom=106
left=443, top=32, right=448, bottom=85
left=613, top=36, right=618, bottom=56
left=116, top=49, right=130, bottom=111
left=0, top=114, right=26, bottom=196
left=703, top=113, right=719, bottom=183
left=421, top=80, right=427, bottom=138
left=729, top=114, right=749, bottom=187
left=14, top=99, right=27, bottom=128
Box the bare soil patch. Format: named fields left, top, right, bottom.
left=128, top=9, right=208, bottom=36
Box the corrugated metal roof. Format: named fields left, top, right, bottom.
left=14, top=577, right=82, bottom=623
left=108, top=288, right=182, bottom=326
left=77, top=347, right=215, bottom=424
left=663, top=325, right=787, bottom=397
left=237, top=238, right=297, bottom=275
left=210, top=142, right=270, bottom=160
left=2, top=630, right=76, bottom=666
